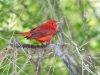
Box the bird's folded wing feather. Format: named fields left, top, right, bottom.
left=29, top=27, right=55, bottom=39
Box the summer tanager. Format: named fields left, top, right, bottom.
left=16, top=20, right=59, bottom=43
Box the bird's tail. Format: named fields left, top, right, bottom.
left=15, top=32, right=31, bottom=37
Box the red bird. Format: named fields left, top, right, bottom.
left=16, top=20, right=59, bottom=43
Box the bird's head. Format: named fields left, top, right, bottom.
left=46, top=20, right=61, bottom=31
left=46, top=20, right=60, bottom=27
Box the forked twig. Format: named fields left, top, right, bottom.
left=1, top=42, right=78, bottom=75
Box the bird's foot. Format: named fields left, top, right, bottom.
left=41, top=42, right=50, bottom=47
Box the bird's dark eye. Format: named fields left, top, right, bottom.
left=52, top=23, right=54, bottom=25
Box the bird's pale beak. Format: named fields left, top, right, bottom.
left=56, top=22, right=61, bottom=25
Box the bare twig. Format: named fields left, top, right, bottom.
left=87, top=0, right=100, bottom=22
left=62, top=32, right=95, bottom=75
left=17, top=57, right=31, bottom=75
left=0, top=48, right=8, bottom=63
left=1, top=42, right=78, bottom=75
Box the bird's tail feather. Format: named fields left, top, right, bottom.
left=15, top=32, right=31, bottom=37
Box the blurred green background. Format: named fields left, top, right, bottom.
left=0, top=0, right=100, bottom=75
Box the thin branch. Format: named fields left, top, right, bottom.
left=17, top=57, right=31, bottom=75
left=87, top=0, right=100, bottom=22
left=1, top=42, right=78, bottom=75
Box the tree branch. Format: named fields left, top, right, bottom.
left=1, top=42, right=78, bottom=75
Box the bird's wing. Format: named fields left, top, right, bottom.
left=29, top=26, right=55, bottom=39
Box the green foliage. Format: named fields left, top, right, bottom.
left=0, top=0, right=100, bottom=75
